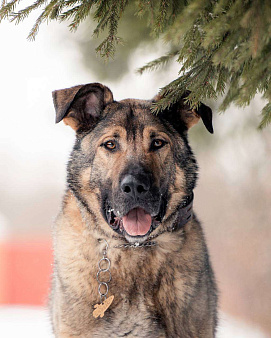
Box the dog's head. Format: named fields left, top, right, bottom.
left=53, top=83, right=213, bottom=243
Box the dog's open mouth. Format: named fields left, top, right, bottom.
left=122, top=208, right=152, bottom=236
left=106, top=207, right=162, bottom=237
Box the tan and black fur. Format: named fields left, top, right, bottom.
left=50, top=83, right=218, bottom=337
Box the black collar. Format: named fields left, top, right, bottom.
left=169, top=192, right=194, bottom=232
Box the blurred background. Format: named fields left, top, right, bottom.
left=0, top=6, right=270, bottom=338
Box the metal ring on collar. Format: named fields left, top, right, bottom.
left=98, top=282, right=109, bottom=297
left=97, top=270, right=112, bottom=283
left=98, top=257, right=111, bottom=271
left=98, top=238, right=109, bottom=251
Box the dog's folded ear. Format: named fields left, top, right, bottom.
left=52, top=83, right=114, bottom=131
left=155, top=91, right=213, bottom=134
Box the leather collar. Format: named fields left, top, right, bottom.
left=169, top=192, right=194, bottom=232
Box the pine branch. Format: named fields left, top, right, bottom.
left=219, top=70, right=242, bottom=111
left=48, top=0, right=68, bottom=20
left=0, top=0, right=21, bottom=22
left=93, top=1, right=111, bottom=37
left=11, top=0, right=47, bottom=24
left=119, top=0, right=129, bottom=13
left=27, top=0, right=58, bottom=40
left=136, top=0, right=154, bottom=20
left=95, top=0, right=127, bottom=58
left=59, top=4, right=81, bottom=22
left=27, top=9, right=47, bottom=40
left=154, top=0, right=171, bottom=35
left=93, top=0, right=109, bottom=21
left=96, top=34, right=124, bottom=58
left=258, top=103, right=271, bottom=129
left=216, top=66, right=229, bottom=94
left=69, top=0, right=98, bottom=32
left=136, top=50, right=179, bottom=74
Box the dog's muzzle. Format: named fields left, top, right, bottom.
left=105, top=199, right=166, bottom=238
left=102, top=167, right=167, bottom=239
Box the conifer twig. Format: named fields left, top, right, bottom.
left=136, top=50, right=179, bottom=74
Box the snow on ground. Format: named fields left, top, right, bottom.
left=217, top=312, right=268, bottom=338
left=0, top=306, right=53, bottom=338
left=0, top=306, right=268, bottom=338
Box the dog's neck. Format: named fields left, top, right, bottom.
left=170, top=192, right=194, bottom=232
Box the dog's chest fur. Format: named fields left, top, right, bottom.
left=91, top=299, right=164, bottom=337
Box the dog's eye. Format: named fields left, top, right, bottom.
left=151, top=139, right=166, bottom=150
left=104, top=140, right=117, bottom=150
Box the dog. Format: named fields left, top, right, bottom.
left=50, top=82, right=218, bottom=337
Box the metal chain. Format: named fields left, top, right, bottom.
left=114, top=240, right=157, bottom=249
left=112, top=228, right=171, bottom=249
left=97, top=239, right=112, bottom=302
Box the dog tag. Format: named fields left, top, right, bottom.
left=93, top=295, right=114, bottom=318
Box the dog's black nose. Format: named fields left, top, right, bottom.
left=121, top=174, right=150, bottom=198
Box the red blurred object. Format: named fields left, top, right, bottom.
left=0, top=239, right=53, bottom=305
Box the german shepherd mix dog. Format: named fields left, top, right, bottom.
left=51, top=83, right=218, bottom=337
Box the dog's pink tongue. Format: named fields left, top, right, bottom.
left=122, top=208, right=152, bottom=236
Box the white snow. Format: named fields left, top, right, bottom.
left=0, top=306, right=268, bottom=338
left=0, top=306, right=53, bottom=338
left=217, top=312, right=268, bottom=338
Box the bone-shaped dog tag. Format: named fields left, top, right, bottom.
left=93, top=295, right=114, bottom=318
